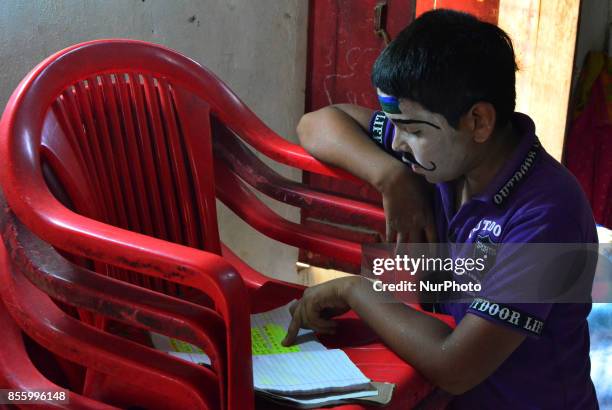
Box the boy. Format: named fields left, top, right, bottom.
left=283, top=9, right=598, bottom=409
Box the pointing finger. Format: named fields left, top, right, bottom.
left=282, top=304, right=303, bottom=346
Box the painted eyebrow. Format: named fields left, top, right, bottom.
left=393, top=119, right=441, bottom=129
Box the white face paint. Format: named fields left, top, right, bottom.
left=377, top=90, right=474, bottom=184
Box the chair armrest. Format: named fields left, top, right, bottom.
left=215, top=166, right=362, bottom=266
left=208, top=109, right=359, bottom=182
left=221, top=244, right=305, bottom=313
left=212, top=121, right=385, bottom=229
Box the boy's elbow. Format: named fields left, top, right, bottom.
left=297, top=111, right=322, bottom=156
left=297, top=112, right=314, bottom=149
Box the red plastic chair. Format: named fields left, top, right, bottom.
left=0, top=39, right=452, bottom=409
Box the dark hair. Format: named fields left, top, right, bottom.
left=372, top=9, right=517, bottom=128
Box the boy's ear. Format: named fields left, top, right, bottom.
left=460, top=102, right=496, bottom=143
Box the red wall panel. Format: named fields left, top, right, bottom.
left=307, top=0, right=416, bottom=112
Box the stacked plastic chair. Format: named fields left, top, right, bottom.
left=0, top=40, right=452, bottom=409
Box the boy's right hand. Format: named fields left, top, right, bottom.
left=379, top=163, right=437, bottom=246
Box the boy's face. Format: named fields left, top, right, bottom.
left=377, top=90, right=476, bottom=184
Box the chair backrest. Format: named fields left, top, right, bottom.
left=38, top=46, right=224, bottom=295
left=49, top=72, right=220, bottom=247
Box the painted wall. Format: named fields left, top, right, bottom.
left=0, top=0, right=309, bottom=282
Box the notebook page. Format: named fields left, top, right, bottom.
left=250, top=301, right=325, bottom=353
left=253, top=349, right=371, bottom=395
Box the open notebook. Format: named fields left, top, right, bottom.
left=151, top=301, right=393, bottom=407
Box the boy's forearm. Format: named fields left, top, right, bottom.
left=341, top=276, right=464, bottom=393
left=297, top=106, right=404, bottom=191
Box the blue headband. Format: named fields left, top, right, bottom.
left=378, top=94, right=401, bottom=114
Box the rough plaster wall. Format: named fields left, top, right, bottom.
left=0, top=0, right=308, bottom=282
